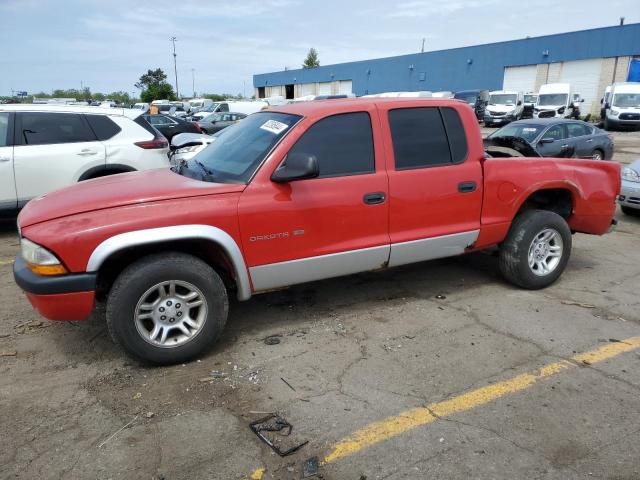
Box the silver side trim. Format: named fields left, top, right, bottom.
left=249, top=244, right=390, bottom=292
left=86, top=225, right=252, bottom=301
left=388, top=230, right=479, bottom=268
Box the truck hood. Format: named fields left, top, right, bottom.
left=18, top=168, right=245, bottom=228
left=487, top=104, right=516, bottom=113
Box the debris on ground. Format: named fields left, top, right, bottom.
left=144, top=412, right=155, bottom=419
left=281, top=377, right=296, bottom=392
left=132, top=392, right=142, bottom=400
left=98, top=415, right=138, bottom=448
left=561, top=300, right=596, bottom=309
left=0, top=350, right=17, bottom=357
left=303, top=456, right=319, bottom=477
left=264, top=335, right=282, bottom=345
left=435, top=294, right=447, bottom=299
left=249, top=414, right=308, bottom=456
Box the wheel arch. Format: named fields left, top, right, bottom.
left=513, top=184, right=580, bottom=221
left=87, top=225, right=251, bottom=301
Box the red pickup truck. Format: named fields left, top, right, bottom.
left=13, top=98, right=620, bottom=364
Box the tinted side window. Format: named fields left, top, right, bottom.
left=219, top=103, right=229, bottom=112
left=135, top=115, right=158, bottom=136
left=441, top=107, right=468, bottom=163
left=85, top=114, right=122, bottom=140
left=389, top=107, right=451, bottom=169
left=287, top=112, right=375, bottom=178
left=566, top=123, right=589, bottom=138
left=0, top=113, right=9, bottom=147
left=19, top=112, right=96, bottom=145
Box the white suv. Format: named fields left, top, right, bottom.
left=0, top=105, right=169, bottom=215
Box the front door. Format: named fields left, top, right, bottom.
left=13, top=112, right=106, bottom=204
left=0, top=113, right=16, bottom=211
left=536, top=124, right=571, bottom=158
left=238, top=109, right=389, bottom=292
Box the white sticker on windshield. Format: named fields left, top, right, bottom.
left=260, top=120, right=289, bottom=135
left=522, top=128, right=537, bottom=132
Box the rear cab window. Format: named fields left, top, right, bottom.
left=388, top=107, right=468, bottom=169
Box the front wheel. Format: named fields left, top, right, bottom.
left=621, top=205, right=639, bottom=216
left=498, top=210, right=572, bottom=289
left=106, top=252, right=228, bottom=364
left=591, top=149, right=604, bottom=160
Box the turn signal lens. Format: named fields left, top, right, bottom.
left=20, top=238, right=68, bottom=276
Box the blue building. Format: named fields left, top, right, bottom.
left=253, top=23, right=640, bottom=115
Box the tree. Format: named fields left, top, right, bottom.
left=302, top=48, right=320, bottom=69
left=136, top=68, right=175, bottom=102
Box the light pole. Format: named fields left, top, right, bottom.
left=191, top=68, right=195, bottom=97
left=170, top=36, right=179, bottom=98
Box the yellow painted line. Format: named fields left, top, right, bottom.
left=324, top=337, right=640, bottom=463
left=0, top=259, right=13, bottom=266
left=248, top=337, right=640, bottom=477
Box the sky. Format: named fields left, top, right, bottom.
left=1, top=0, right=638, bottom=98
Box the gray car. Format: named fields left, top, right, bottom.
left=620, top=159, right=640, bottom=215
left=197, top=112, right=246, bottom=134
left=487, top=119, right=614, bottom=160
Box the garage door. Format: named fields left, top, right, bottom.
left=558, top=59, right=603, bottom=116
left=338, top=80, right=353, bottom=95
left=299, top=83, right=315, bottom=97
left=318, top=82, right=332, bottom=95
left=503, top=65, right=537, bottom=93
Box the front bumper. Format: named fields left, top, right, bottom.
left=484, top=115, right=513, bottom=125
left=619, top=181, right=640, bottom=210
left=13, top=255, right=96, bottom=320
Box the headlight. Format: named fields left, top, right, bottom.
left=21, top=238, right=67, bottom=276
left=558, top=106, right=565, bottom=114
left=622, top=167, right=640, bottom=183
left=611, top=109, right=620, bottom=116
left=534, top=108, right=540, bottom=112
left=177, top=145, right=202, bottom=153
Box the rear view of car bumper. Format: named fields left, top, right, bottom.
left=13, top=256, right=96, bottom=321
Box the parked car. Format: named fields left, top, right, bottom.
left=602, top=83, right=640, bottom=130
left=484, top=90, right=524, bottom=125
left=534, top=83, right=582, bottom=119
left=523, top=93, right=538, bottom=119
left=454, top=89, right=490, bottom=120
left=133, top=103, right=150, bottom=112
left=168, top=131, right=222, bottom=165
left=12, top=98, right=620, bottom=364
left=190, top=101, right=268, bottom=121
left=198, top=112, right=246, bottom=134
left=0, top=104, right=168, bottom=217
left=620, top=159, right=640, bottom=215
left=486, top=119, right=613, bottom=160
left=188, top=98, right=214, bottom=113
left=143, top=114, right=202, bottom=141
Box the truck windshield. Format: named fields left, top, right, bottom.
left=489, top=94, right=517, bottom=105
left=538, top=94, right=568, bottom=106
left=454, top=92, right=478, bottom=104
left=612, top=93, right=640, bottom=108
left=524, top=95, right=537, bottom=103
left=184, top=112, right=301, bottom=184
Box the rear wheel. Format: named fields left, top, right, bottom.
left=499, top=210, right=572, bottom=289
left=106, top=252, right=228, bottom=364
left=591, top=149, right=604, bottom=160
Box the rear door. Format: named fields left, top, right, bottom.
left=0, top=112, right=16, bottom=210
left=565, top=122, right=593, bottom=158
left=13, top=112, right=106, bottom=204
left=380, top=104, right=483, bottom=267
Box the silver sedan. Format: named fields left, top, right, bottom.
left=620, top=159, right=640, bottom=216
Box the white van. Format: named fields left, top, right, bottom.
left=602, top=82, right=640, bottom=130
left=188, top=98, right=214, bottom=112
left=483, top=90, right=524, bottom=125
left=191, top=101, right=268, bottom=120
left=534, top=83, right=582, bottom=119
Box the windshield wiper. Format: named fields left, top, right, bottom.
left=192, top=159, right=217, bottom=181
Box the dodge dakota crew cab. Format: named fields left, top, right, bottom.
left=13, top=98, right=620, bottom=364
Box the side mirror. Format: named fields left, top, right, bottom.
left=517, top=100, right=522, bottom=106
left=271, top=152, right=319, bottom=183
left=539, top=137, right=555, bottom=144
left=605, top=102, right=611, bottom=109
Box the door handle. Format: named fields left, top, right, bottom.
left=458, top=181, right=477, bottom=193
left=77, top=149, right=97, bottom=156
left=585, top=139, right=593, bottom=143
left=561, top=144, right=569, bottom=149
left=363, top=192, right=386, bottom=205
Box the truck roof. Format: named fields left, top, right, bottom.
left=611, top=82, right=640, bottom=93
left=269, top=97, right=465, bottom=116
left=539, top=83, right=571, bottom=93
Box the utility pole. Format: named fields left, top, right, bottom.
left=421, top=38, right=425, bottom=53
left=191, top=68, right=195, bottom=97
left=170, top=36, right=179, bottom=98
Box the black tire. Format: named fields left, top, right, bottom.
left=591, top=149, right=604, bottom=161
left=106, top=252, right=228, bottom=365
left=621, top=205, right=640, bottom=216
left=498, top=210, right=572, bottom=289
left=604, top=118, right=614, bottom=131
